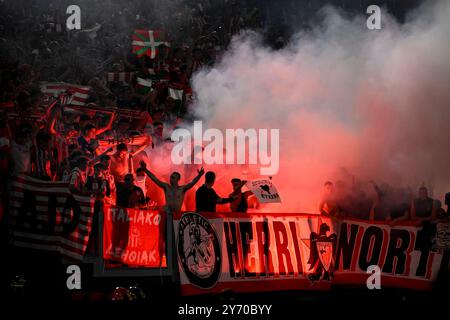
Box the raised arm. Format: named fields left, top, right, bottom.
left=95, top=111, right=116, bottom=136
left=48, top=115, right=58, bottom=136
left=139, top=160, right=167, bottom=189
left=183, top=167, right=205, bottom=191
left=45, top=97, right=59, bottom=120
left=130, top=136, right=152, bottom=157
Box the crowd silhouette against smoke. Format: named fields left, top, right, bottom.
left=0, top=0, right=449, bottom=224
left=192, top=0, right=450, bottom=216
left=0, top=0, right=449, bottom=306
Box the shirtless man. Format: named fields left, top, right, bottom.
left=139, top=160, right=204, bottom=267
left=110, top=140, right=150, bottom=183
left=110, top=143, right=130, bottom=183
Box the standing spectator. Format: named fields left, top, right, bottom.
left=77, top=112, right=116, bottom=157
left=319, top=181, right=339, bottom=217
left=68, top=156, right=89, bottom=195
left=135, top=167, right=149, bottom=198
left=85, top=162, right=109, bottom=256
left=31, top=131, right=56, bottom=180
left=76, top=114, right=92, bottom=133
left=10, top=124, right=33, bottom=176
left=139, top=161, right=204, bottom=213
left=196, top=171, right=236, bottom=212
left=100, top=154, right=116, bottom=204
left=229, top=178, right=253, bottom=213
left=116, top=173, right=147, bottom=209
left=411, top=186, right=437, bottom=222
left=139, top=160, right=204, bottom=268
left=445, top=192, right=450, bottom=216
left=85, top=163, right=110, bottom=199
left=110, top=143, right=132, bottom=183
left=435, top=200, right=446, bottom=219
left=77, top=124, right=98, bottom=157
left=110, top=141, right=150, bottom=184
left=114, top=118, right=131, bottom=139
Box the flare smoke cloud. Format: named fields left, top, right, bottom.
left=189, top=0, right=450, bottom=212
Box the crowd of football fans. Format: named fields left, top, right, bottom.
left=0, top=0, right=449, bottom=224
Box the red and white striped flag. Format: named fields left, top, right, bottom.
left=39, top=82, right=91, bottom=106
left=106, top=72, right=135, bottom=83
left=9, top=175, right=95, bottom=260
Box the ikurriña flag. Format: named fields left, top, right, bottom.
left=132, top=30, right=170, bottom=59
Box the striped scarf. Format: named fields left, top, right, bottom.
left=35, top=147, right=52, bottom=180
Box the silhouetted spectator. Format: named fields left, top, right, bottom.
left=319, top=181, right=339, bottom=217
left=411, top=186, right=437, bottom=222
left=116, top=173, right=146, bottom=208
left=196, top=171, right=236, bottom=212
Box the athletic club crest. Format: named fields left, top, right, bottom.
left=177, top=212, right=221, bottom=289
left=307, top=222, right=337, bottom=283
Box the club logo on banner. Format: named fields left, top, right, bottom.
left=174, top=212, right=445, bottom=296
left=246, top=179, right=281, bottom=203
left=177, top=212, right=221, bottom=289
left=308, top=223, right=337, bottom=282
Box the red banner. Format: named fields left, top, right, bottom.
left=103, top=205, right=164, bottom=267
left=173, top=212, right=446, bottom=295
